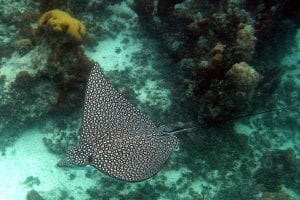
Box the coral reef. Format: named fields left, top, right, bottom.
left=14, top=39, right=33, bottom=56
left=42, top=114, right=80, bottom=155
left=0, top=0, right=299, bottom=199
left=157, top=0, right=185, bottom=19
left=38, top=9, right=86, bottom=44
left=234, top=23, right=256, bottom=61
left=23, top=176, right=41, bottom=187
left=255, top=148, right=299, bottom=192
left=225, top=62, right=260, bottom=99
left=132, top=0, right=154, bottom=22
left=0, top=50, right=58, bottom=151
left=32, top=0, right=69, bottom=12
left=262, top=190, right=292, bottom=200
left=245, top=0, right=299, bottom=65
left=213, top=183, right=260, bottom=200
left=132, top=2, right=261, bottom=123
left=35, top=9, right=93, bottom=114
left=128, top=1, right=299, bottom=198
left=0, top=4, right=92, bottom=153
left=26, top=189, right=44, bottom=200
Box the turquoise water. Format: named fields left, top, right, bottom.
left=0, top=1, right=299, bottom=199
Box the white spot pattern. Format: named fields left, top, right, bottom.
left=62, top=63, right=179, bottom=182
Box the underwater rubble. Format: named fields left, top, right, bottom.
left=0, top=0, right=299, bottom=199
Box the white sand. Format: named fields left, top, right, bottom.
left=0, top=127, right=96, bottom=200
left=85, top=4, right=171, bottom=112
left=86, top=33, right=142, bottom=72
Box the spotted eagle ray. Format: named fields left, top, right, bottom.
left=58, top=63, right=179, bottom=182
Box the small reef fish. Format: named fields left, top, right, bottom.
left=58, top=63, right=179, bottom=182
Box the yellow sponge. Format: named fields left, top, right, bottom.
left=38, top=9, right=86, bottom=43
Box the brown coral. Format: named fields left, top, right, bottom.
left=211, top=43, right=226, bottom=66
left=235, top=23, right=256, bottom=61
left=225, top=61, right=260, bottom=98
left=14, top=38, right=33, bottom=55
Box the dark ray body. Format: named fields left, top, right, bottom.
left=58, top=63, right=179, bottom=182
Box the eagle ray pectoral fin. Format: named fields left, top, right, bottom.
left=63, top=63, right=180, bottom=182
left=90, top=134, right=178, bottom=182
